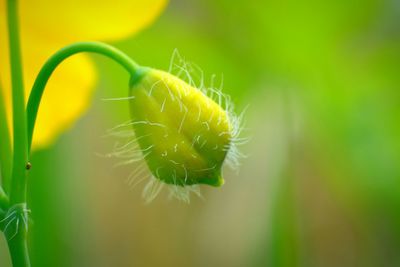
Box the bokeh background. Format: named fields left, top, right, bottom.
left=1, top=0, right=400, bottom=266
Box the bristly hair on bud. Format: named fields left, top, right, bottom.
left=104, top=49, right=247, bottom=203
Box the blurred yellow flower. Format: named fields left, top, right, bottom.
left=0, top=0, right=167, bottom=149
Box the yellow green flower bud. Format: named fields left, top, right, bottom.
left=128, top=67, right=236, bottom=188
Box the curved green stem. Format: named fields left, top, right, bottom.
left=26, top=41, right=141, bottom=153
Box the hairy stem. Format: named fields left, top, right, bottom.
left=26, top=41, right=141, bottom=153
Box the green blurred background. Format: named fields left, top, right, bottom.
left=2, top=0, right=400, bottom=266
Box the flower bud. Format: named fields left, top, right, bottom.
left=128, top=67, right=234, bottom=187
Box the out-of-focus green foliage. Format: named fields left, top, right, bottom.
left=1, top=0, right=399, bottom=266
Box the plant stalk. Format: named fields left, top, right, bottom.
left=0, top=81, right=13, bottom=195
left=6, top=0, right=30, bottom=266
left=26, top=41, right=140, bottom=152
left=7, top=0, right=29, bottom=206
left=7, top=235, right=30, bottom=267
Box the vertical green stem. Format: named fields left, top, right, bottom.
left=0, top=187, right=9, bottom=209
left=0, top=80, right=13, bottom=195
left=7, top=0, right=28, bottom=206
left=6, top=0, right=30, bottom=266
left=0, top=80, right=12, bottom=208
left=7, top=233, right=30, bottom=267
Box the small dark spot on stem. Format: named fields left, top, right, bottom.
left=26, top=162, right=32, bottom=170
